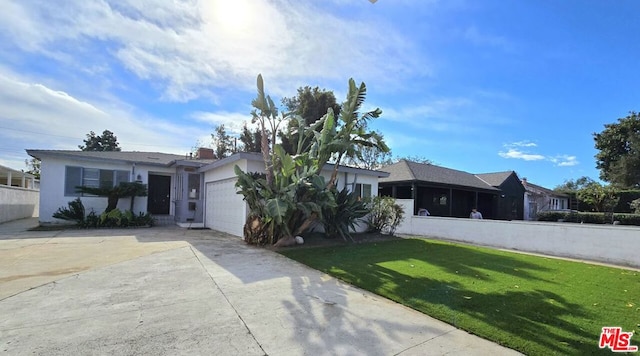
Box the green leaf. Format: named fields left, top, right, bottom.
left=265, top=198, right=289, bottom=225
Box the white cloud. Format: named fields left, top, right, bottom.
left=0, top=0, right=429, bottom=101
left=381, top=97, right=476, bottom=132
left=191, top=111, right=255, bottom=135
left=551, top=155, right=579, bottom=167
left=0, top=73, right=208, bottom=169
left=498, top=142, right=579, bottom=167
left=498, top=148, right=545, bottom=161
left=510, top=140, right=537, bottom=147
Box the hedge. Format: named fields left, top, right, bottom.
left=537, top=211, right=640, bottom=226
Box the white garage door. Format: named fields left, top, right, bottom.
left=205, top=178, right=246, bottom=237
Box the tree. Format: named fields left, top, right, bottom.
left=345, top=130, right=393, bottom=170
left=303, top=79, right=389, bottom=188
left=576, top=181, right=619, bottom=213
left=212, top=124, right=235, bottom=159
left=238, top=122, right=262, bottom=153
left=24, top=158, right=41, bottom=179
left=76, top=182, right=148, bottom=213
left=280, top=86, right=341, bottom=154
left=235, top=75, right=389, bottom=245
left=79, top=130, right=121, bottom=151
left=395, top=155, right=433, bottom=165
left=251, top=74, right=288, bottom=187
left=554, top=176, right=595, bottom=193
left=594, top=112, right=640, bottom=187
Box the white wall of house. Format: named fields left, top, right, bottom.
left=202, top=158, right=383, bottom=237
left=523, top=185, right=569, bottom=220
left=39, top=156, right=175, bottom=223
left=395, top=199, right=640, bottom=268
left=0, top=185, right=39, bottom=223
left=203, top=158, right=250, bottom=236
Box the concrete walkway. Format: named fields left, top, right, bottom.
left=0, top=218, right=521, bottom=355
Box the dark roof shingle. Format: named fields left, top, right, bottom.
left=475, top=171, right=515, bottom=187
left=380, top=160, right=500, bottom=191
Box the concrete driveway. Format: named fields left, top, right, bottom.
left=0, top=219, right=521, bottom=355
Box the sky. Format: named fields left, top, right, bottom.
left=1, top=0, right=639, bottom=189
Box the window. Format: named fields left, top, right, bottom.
left=188, top=174, right=200, bottom=199
left=64, top=166, right=130, bottom=196
left=355, top=183, right=372, bottom=199
left=433, top=194, right=447, bottom=205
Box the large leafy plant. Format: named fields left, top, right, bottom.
left=322, top=188, right=369, bottom=242
left=236, top=75, right=389, bottom=245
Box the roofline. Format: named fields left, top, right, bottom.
left=0, top=163, right=36, bottom=178
left=26, top=149, right=181, bottom=167
left=198, top=152, right=390, bottom=177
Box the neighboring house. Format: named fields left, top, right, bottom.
left=27, top=149, right=388, bottom=237
left=476, top=171, right=526, bottom=220
left=0, top=164, right=39, bottom=224
left=0, top=164, right=38, bottom=189
left=521, top=178, right=570, bottom=220
left=379, top=160, right=525, bottom=220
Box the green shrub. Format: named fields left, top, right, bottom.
left=612, top=213, right=640, bottom=226
left=367, top=196, right=404, bottom=236
left=537, top=211, right=640, bottom=226
left=536, top=211, right=569, bottom=222
left=629, top=198, right=640, bottom=214
left=82, top=210, right=99, bottom=228
left=97, top=209, right=154, bottom=228
left=52, top=199, right=153, bottom=228
left=321, top=188, right=369, bottom=242
left=52, top=198, right=85, bottom=225
left=579, top=212, right=606, bottom=224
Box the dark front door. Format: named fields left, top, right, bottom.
left=148, top=175, right=171, bottom=214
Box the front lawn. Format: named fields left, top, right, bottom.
left=280, top=238, right=639, bottom=355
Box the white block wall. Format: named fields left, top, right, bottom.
left=0, top=186, right=39, bottom=223
left=395, top=199, right=640, bottom=269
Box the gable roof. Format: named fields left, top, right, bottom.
left=475, top=171, right=517, bottom=187
left=524, top=180, right=569, bottom=197
left=379, top=160, right=500, bottom=191
left=26, top=150, right=192, bottom=167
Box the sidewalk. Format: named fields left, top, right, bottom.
left=0, top=222, right=521, bottom=355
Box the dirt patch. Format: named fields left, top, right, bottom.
left=270, top=232, right=401, bottom=251
left=0, top=266, right=90, bottom=282
left=28, top=225, right=77, bottom=231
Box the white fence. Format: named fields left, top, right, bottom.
left=395, top=199, right=640, bottom=269
left=0, top=186, right=39, bottom=224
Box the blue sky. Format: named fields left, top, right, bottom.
left=1, top=0, right=639, bottom=189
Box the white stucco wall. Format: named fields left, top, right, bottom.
left=395, top=199, right=640, bottom=268
left=203, top=159, right=249, bottom=236
left=0, top=186, right=39, bottom=223
left=39, top=156, right=175, bottom=223
left=202, top=159, right=382, bottom=237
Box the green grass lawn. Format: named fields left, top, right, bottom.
left=280, top=238, right=640, bottom=355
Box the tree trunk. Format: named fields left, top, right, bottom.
left=106, top=193, right=119, bottom=213
left=260, top=121, right=273, bottom=187
left=243, top=215, right=270, bottom=245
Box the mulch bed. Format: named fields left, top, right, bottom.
left=270, top=231, right=401, bottom=250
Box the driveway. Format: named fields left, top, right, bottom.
left=0, top=219, right=521, bottom=355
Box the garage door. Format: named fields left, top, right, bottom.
left=205, top=178, right=245, bottom=237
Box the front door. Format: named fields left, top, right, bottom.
left=148, top=175, right=171, bottom=214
